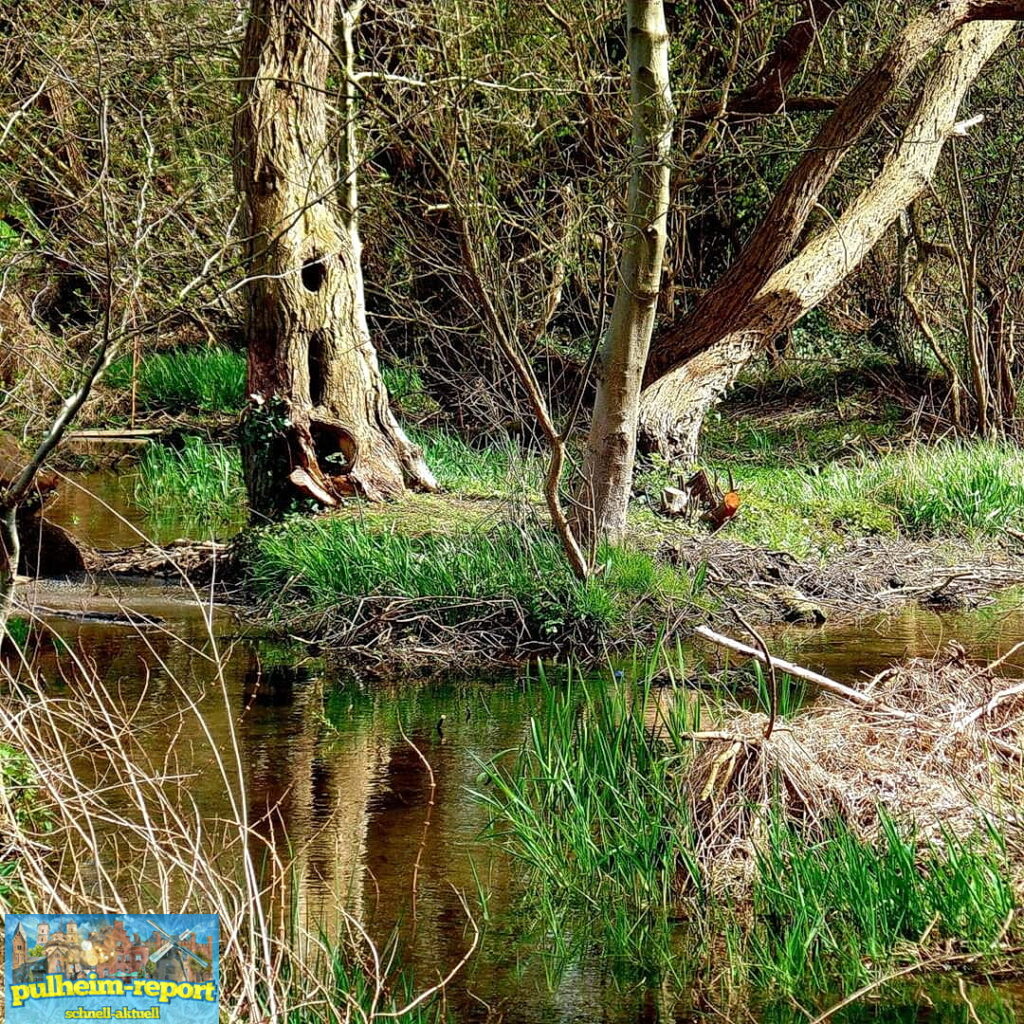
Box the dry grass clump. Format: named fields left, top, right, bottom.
left=686, top=714, right=847, bottom=889
left=803, top=644, right=1024, bottom=837
left=684, top=641, right=1024, bottom=889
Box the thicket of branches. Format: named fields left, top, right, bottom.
left=2, top=0, right=1022, bottom=438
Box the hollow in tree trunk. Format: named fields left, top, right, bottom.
left=234, top=0, right=434, bottom=518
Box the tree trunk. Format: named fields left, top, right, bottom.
left=639, top=18, right=1015, bottom=462
left=580, top=0, right=673, bottom=544
left=234, top=0, right=435, bottom=518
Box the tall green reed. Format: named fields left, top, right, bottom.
left=134, top=436, right=245, bottom=531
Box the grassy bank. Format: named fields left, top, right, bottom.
left=241, top=431, right=1024, bottom=649
left=245, top=514, right=707, bottom=649
left=711, top=441, right=1024, bottom=555
left=106, top=346, right=246, bottom=415
left=98, top=346, right=1024, bottom=564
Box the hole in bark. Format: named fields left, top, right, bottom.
left=301, top=255, right=328, bottom=292
left=308, top=330, right=327, bottom=406
left=311, top=421, right=356, bottom=478
left=257, top=161, right=277, bottom=196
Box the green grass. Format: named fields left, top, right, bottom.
left=245, top=516, right=704, bottom=645
left=270, top=928, right=450, bottom=1023
left=474, top=668, right=706, bottom=974
left=411, top=429, right=543, bottom=497
left=0, top=742, right=52, bottom=836
left=871, top=442, right=1024, bottom=536
left=0, top=741, right=53, bottom=908
left=752, top=815, right=1014, bottom=994
left=703, top=406, right=901, bottom=467
left=648, top=440, right=1024, bottom=557
left=134, top=436, right=246, bottom=532
left=382, top=364, right=439, bottom=420
left=475, top=666, right=1018, bottom=993
left=2, top=617, right=30, bottom=649
left=107, top=346, right=246, bottom=414
left=104, top=350, right=442, bottom=421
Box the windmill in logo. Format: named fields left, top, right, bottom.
left=146, top=920, right=210, bottom=982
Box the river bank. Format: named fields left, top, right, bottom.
left=21, top=452, right=1023, bottom=667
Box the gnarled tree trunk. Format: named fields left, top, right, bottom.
left=639, top=11, right=1019, bottom=463
left=580, top=0, right=673, bottom=544
left=234, top=0, right=434, bottom=518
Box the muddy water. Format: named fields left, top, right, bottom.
left=10, top=473, right=1024, bottom=1022
left=11, top=579, right=1024, bottom=1022
left=47, top=468, right=243, bottom=547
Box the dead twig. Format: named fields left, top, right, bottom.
left=729, top=607, right=779, bottom=739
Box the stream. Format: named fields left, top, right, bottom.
left=8, top=463, right=1024, bottom=1023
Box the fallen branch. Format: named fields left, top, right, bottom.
left=980, top=638, right=1024, bottom=677
left=694, top=624, right=918, bottom=721
left=958, top=678, right=1024, bottom=732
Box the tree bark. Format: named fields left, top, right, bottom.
left=234, top=0, right=434, bottom=518
left=579, top=0, right=673, bottom=544
left=639, top=19, right=1014, bottom=462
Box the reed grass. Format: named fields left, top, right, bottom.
left=475, top=668, right=710, bottom=973
left=476, top=660, right=1020, bottom=993
left=751, top=814, right=1014, bottom=994
left=134, top=436, right=246, bottom=532
left=106, top=346, right=246, bottom=414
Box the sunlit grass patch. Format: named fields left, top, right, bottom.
left=134, top=436, right=245, bottom=533
left=870, top=441, right=1024, bottom=537
left=245, top=515, right=705, bottom=645
left=698, top=441, right=1024, bottom=556
left=411, top=428, right=543, bottom=497
left=107, top=346, right=246, bottom=414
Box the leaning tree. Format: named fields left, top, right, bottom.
left=233, top=0, right=435, bottom=518
left=636, top=0, right=1024, bottom=464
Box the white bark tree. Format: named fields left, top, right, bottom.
left=579, top=0, right=673, bottom=544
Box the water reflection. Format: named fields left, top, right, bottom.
left=46, top=469, right=242, bottom=548
left=6, top=576, right=1024, bottom=1022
